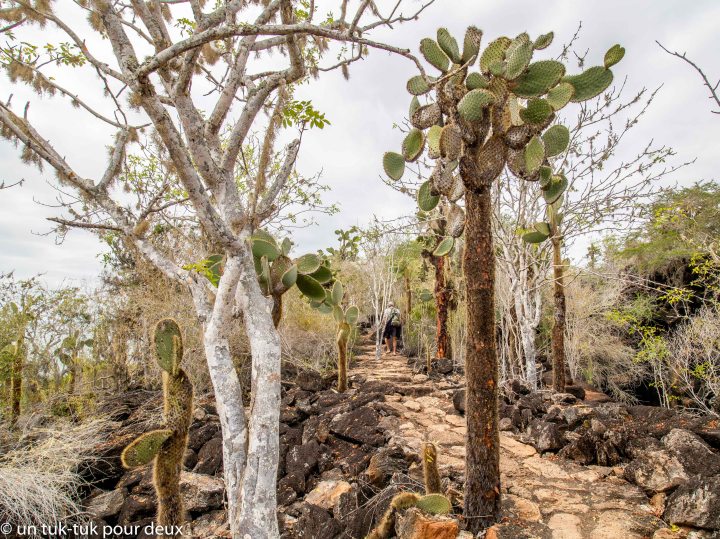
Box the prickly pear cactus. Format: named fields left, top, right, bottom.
left=382, top=26, right=624, bottom=532
left=121, top=318, right=193, bottom=535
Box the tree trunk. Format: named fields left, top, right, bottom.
left=462, top=187, right=501, bottom=532
left=272, top=293, right=283, bottom=328
left=551, top=238, right=569, bottom=391
left=337, top=322, right=349, bottom=392
left=433, top=254, right=452, bottom=361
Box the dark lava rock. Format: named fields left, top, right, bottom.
left=295, top=504, right=342, bottom=539
left=517, top=393, right=547, bottom=416
left=118, top=494, right=155, bottom=525
left=365, top=446, right=409, bottom=487
left=330, top=406, right=385, bottom=446
left=193, top=436, right=223, bottom=476
left=563, top=385, right=586, bottom=400
left=664, top=476, right=720, bottom=530
left=187, top=421, right=221, bottom=452
left=661, top=428, right=720, bottom=477
left=526, top=419, right=567, bottom=453
left=432, top=358, right=454, bottom=375
left=296, top=369, right=328, bottom=392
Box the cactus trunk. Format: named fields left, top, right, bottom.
left=462, top=186, right=501, bottom=532
left=272, top=293, right=283, bottom=328
left=551, top=237, right=570, bottom=391
left=433, top=254, right=452, bottom=362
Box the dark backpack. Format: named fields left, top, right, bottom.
left=389, top=309, right=401, bottom=327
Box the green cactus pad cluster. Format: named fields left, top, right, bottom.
left=458, top=88, right=495, bottom=121
left=479, top=36, right=511, bottom=74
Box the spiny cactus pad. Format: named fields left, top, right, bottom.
left=461, top=26, right=483, bottom=63
left=411, top=103, right=442, bottom=130
left=407, top=75, right=431, bottom=96
left=383, top=151, right=405, bottom=181
left=437, top=28, right=461, bottom=64
left=402, top=129, right=425, bottom=161
left=604, top=44, right=625, bottom=69
left=427, top=125, right=442, bottom=159
left=512, top=60, right=566, bottom=98
left=309, top=264, right=333, bottom=284
left=480, top=36, right=511, bottom=74
left=546, top=82, right=575, bottom=110
left=520, top=98, right=553, bottom=124
left=534, top=221, right=552, bottom=236
left=331, top=280, right=344, bottom=306
left=563, top=66, right=613, bottom=102
left=504, top=34, right=533, bottom=80
left=415, top=493, right=453, bottom=515
left=154, top=319, right=183, bottom=375
left=542, top=124, right=570, bottom=157
left=534, top=32, right=554, bottom=50
left=524, top=135, right=545, bottom=174
left=345, top=305, right=359, bottom=325
left=446, top=204, right=466, bottom=238
left=121, top=429, right=173, bottom=468
left=458, top=88, right=496, bottom=122
left=439, top=124, right=462, bottom=160
left=420, top=38, right=450, bottom=72
left=251, top=238, right=280, bottom=262
left=391, top=492, right=421, bottom=510
left=465, top=72, right=489, bottom=90
left=417, top=180, right=440, bottom=212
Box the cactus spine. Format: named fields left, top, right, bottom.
left=382, top=28, right=624, bottom=532
left=121, top=319, right=193, bottom=536
left=364, top=490, right=452, bottom=539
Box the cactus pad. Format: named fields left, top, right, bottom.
left=417, top=180, right=440, bottom=212
left=604, top=44, right=625, bottom=69
left=280, top=264, right=298, bottom=290
left=391, top=492, right=422, bottom=510
left=431, top=161, right=455, bottom=196
left=437, top=28, right=461, bottom=64
left=409, top=96, right=421, bottom=118
left=415, top=494, right=453, bottom=515
left=309, top=264, right=333, bottom=284
left=345, top=305, right=359, bottom=325
left=433, top=237, right=454, bottom=257
left=480, top=36, right=511, bottom=74
left=534, top=32, right=554, bottom=50
left=407, top=75, right=431, bottom=96
left=448, top=175, right=465, bottom=202
left=458, top=88, right=496, bottom=122
left=411, top=103, right=442, bottom=130
left=563, top=66, right=613, bottom=102
left=295, top=274, right=326, bottom=302
left=465, top=72, right=489, bottom=90
left=383, top=151, right=405, bottom=181
left=121, top=429, right=173, bottom=468
left=534, top=221, right=552, bottom=236
left=296, top=253, right=322, bottom=275
left=154, top=319, right=183, bottom=375
left=520, top=98, right=553, bottom=124
left=439, top=124, right=462, bottom=160
left=426, top=125, right=442, bottom=159
left=542, top=124, right=570, bottom=157
left=504, top=34, right=533, bottom=80
left=543, top=174, right=568, bottom=204
left=546, top=82, right=574, bottom=110
left=402, top=129, right=425, bottom=161
left=511, top=60, right=566, bottom=97
left=251, top=238, right=280, bottom=262
left=524, top=135, right=545, bottom=173
left=461, top=26, right=483, bottom=63
left=420, top=38, right=450, bottom=72
left=446, top=204, right=466, bottom=238
left=522, top=230, right=549, bottom=244
left=331, top=280, right=344, bottom=306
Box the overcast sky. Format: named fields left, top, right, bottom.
left=1, top=0, right=718, bottom=287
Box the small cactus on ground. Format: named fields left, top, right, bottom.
left=121, top=319, right=193, bottom=536
left=364, top=490, right=452, bottom=539
left=422, top=442, right=443, bottom=494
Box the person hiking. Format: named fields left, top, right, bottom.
left=382, top=301, right=402, bottom=355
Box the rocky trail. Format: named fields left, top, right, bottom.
left=349, top=339, right=666, bottom=539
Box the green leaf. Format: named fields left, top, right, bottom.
left=417, top=181, right=440, bottom=212
left=296, top=274, right=326, bottom=301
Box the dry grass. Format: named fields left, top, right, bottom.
left=0, top=417, right=111, bottom=533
